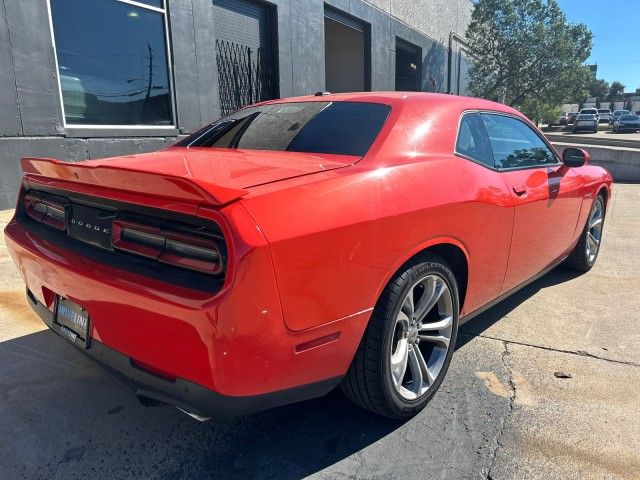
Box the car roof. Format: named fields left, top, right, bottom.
left=256, top=91, right=521, bottom=115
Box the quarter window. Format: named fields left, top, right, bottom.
left=49, top=0, right=173, bottom=126
left=455, top=113, right=494, bottom=168
left=481, top=114, right=557, bottom=169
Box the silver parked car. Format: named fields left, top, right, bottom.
left=579, top=108, right=600, bottom=124
left=597, top=109, right=612, bottom=124
left=572, top=113, right=598, bottom=133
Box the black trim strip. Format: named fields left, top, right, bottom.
left=460, top=254, right=569, bottom=324
left=17, top=186, right=225, bottom=293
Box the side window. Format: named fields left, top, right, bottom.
left=481, top=114, right=558, bottom=169
left=455, top=113, right=494, bottom=168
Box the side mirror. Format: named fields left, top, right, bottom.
left=562, top=147, right=590, bottom=168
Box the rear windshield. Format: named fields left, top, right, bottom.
left=582, top=109, right=597, bottom=114
left=578, top=114, right=596, bottom=119
left=598, top=109, right=610, bottom=113
left=620, top=115, right=639, bottom=121
left=176, top=101, right=391, bottom=157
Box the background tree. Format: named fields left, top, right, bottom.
left=466, top=0, right=592, bottom=120
left=636, top=87, right=640, bottom=95
left=589, top=78, right=610, bottom=99
left=520, top=100, right=562, bottom=125
left=608, top=81, right=626, bottom=100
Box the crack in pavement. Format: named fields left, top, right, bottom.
left=460, top=331, right=640, bottom=368
left=485, top=341, right=516, bottom=480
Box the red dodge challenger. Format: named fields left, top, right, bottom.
left=4, top=93, right=611, bottom=420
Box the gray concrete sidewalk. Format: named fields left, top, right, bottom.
left=0, top=185, right=639, bottom=479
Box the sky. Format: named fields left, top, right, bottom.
left=556, top=0, right=640, bottom=93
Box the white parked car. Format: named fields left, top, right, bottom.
left=597, top=109, right=612, bottom=124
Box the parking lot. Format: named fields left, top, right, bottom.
left=545, top=127, right=640, bottom=150
left=1, top=184, right=639, bottom=480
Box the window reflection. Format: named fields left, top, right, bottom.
left=50, top=0, right=172, bottom=126
left=481, top=114, right=557, bottom=169
left=178, top=102, right=391, bottom=157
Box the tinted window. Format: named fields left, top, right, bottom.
left=620, top=115, right=639, bottom=121
left=481, top=114, right=558, bottom=169
left=178, top=102, right=391, bottom=156
left=50, top=0, right=172, bottom=125
left=455, top=113, right=494, bottom=168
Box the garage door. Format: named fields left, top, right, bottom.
left=324, top=7, right=370, bottom=93
left=213, top=0, right=277, bottom=115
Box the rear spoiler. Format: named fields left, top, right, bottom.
left=21, top=157, right=248, bottom=206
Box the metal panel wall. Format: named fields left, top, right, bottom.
left=0, top=0, right=20, bottom=136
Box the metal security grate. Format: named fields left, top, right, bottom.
left=215, top=39, right=277, bottom=116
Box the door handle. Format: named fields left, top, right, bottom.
left=513, top=184, right=527, bottom=196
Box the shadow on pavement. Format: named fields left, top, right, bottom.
left=0, top=267, right=581, bottom=479
left=457, top=267, right=582, bottom=348
left=0, top=328, right=405, bottom=479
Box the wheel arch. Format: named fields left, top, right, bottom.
left=377, top=238, right=470, bottom=314
left=596, top=184, right=609, bottom=206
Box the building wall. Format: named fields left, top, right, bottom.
left=0, top=0, right=473, bottom=209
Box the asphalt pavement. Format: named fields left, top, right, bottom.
left=0, top=184, right=639, bottom=479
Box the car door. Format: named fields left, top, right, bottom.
left=481, top=113, right=583, bottom=293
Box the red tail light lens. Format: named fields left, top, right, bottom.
left=112, top=220, right=223, bottom=274
left=24, top=192, right=68, bottom=231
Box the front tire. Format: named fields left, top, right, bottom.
left=566, top=194, right=605, bottom=272
left=340, top=254, right=459, bottom=419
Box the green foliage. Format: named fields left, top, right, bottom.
left=520, top=100, right=561, bottom=125
left=589, top=78, right=610, bottom=99
left=608, top=81, right=626, bottom=100
left=466, top=0, right=593, bottom=112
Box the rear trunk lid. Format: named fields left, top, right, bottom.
left=22, top=147, right=355, bottom=206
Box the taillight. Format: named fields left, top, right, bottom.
left=24, top=192, right=68, bottom=231
left=112, top=220, right=223, bottom=274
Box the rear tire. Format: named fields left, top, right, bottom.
left=340, top=254, right=459, bottom=419
left=566, top=194, right=606, bottom=272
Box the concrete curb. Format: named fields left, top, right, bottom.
left=546, top=133, right=640, bottom=149
left=552, top=142, right=640, bottom=182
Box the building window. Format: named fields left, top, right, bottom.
left=49, top=0, right=174, bottom=126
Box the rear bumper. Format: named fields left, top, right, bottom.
left=5, top=203, right=366, bottom=406
left=26, top=289, right=341, bottom=419
left=572, top=123, right=597, bottom=131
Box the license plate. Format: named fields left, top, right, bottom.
left=55, top=296, right=90, bottom=348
